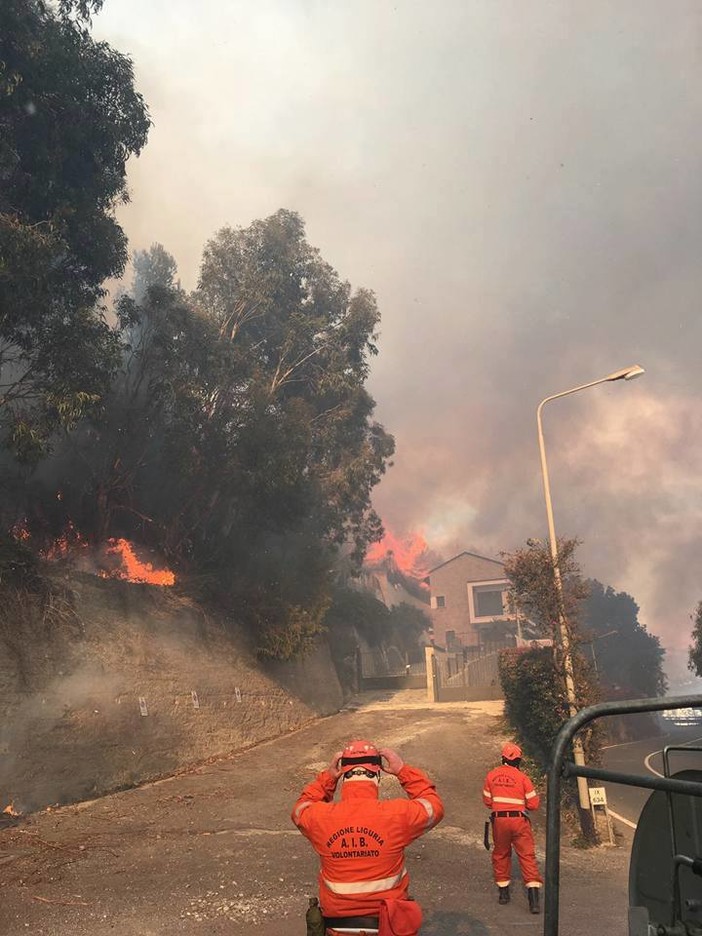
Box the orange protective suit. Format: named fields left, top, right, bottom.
left=292, top=764, right=444, bottom=922
left=482, top=764, right=542, bottom=888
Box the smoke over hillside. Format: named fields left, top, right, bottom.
left=94, top=0, right=702, bottom=650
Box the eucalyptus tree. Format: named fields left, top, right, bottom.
left=0, top=0, right=150, bottom=459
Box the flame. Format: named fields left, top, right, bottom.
left=11, top=520, right=175, bottom=587
left=2, top=802, right=19, bottom=816
left=40, top=520, right=89, bottom=560
left=102, top=538, right=175, bottom=587
left=11, top=520, right=31, bottom=542
left=365, top=530, right=431, bottom=581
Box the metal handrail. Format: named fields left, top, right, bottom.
left=544, top=694, right=702, bottom=936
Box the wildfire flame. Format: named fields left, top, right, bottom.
left=10, top=520, right=30, bottom=542
left=2, top=802, right=19, bottom=816
left=365, top=530, right=431, bottom=582
left=102, top=538, right=175, bottom=587
left=40, top=520, right=88, bottom=561
left=10, top=521, right=175, bottom=587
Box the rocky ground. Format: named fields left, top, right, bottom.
left=0, top=690, right=629, bottom=935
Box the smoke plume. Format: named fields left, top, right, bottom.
left=93, top=0, right=702, bottom=651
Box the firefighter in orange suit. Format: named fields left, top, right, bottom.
left=483, top=741, right=542, bottom=914
left=292, top=739, right=444, bottom=935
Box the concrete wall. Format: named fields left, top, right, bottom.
left=0, top=574, right=343, bottom=813
left=360, top=674, right=426, bottom=691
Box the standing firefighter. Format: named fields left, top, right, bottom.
left=483, top=741, right=542, bottom=914
left=292, top=739, right=444, bottom=936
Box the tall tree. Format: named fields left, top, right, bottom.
left=37, top=211, right=394, bottom=659
left=196, top=209, right=394, bottom=568
left=583, top=579, right=666, bottom=698
left=502, top=536, right=589, bottom=637
left=501, top=537, right=597, bottom=725
left=501, top=537, right=599, bottom=841
left=131, top=243, right=178, bottom=302
left=0, top=0, right=150, bottom=458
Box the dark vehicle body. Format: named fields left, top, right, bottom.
left=546, top=695, right=702, bottom=936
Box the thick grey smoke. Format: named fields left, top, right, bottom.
left=94, top=0, right=702, bottom=650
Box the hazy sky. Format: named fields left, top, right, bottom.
left=94, top=1, right=702, bottom=651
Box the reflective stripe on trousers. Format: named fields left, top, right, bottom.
left=322, top=867, right=407, bottom=895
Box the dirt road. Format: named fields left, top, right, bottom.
left=0, top=691, right=628, bottom=935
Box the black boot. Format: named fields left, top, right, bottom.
left=527, top=887, right=540, bottom=914
left=498, top=886, right=510, bottom=904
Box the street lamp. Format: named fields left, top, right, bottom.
left=536, top=364, right=644, bottom=810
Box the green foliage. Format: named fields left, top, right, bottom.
left=323, top=588, right=428, bottom=689
left=131, top=243, right=178, bottom=302
left=1, top=8, right=393, bottom=661
left=0, top=0, right=149, bottom=456
left=500, top=538, right=601, bottom=774
left=688, top=601, right=702, bottom=678
left=498, top=645, right=601, bottom=774
left=196, top=209, right=394, bottom=569
left=387, top=603, right=431, bottom=646
left=20, top=212, right=394, bottom=660
left=502, top=536, right=588, bottom=635
left=323, top=589, right=428, bottom=651
left=583, top=579, right=666, bottom=698
left=324, top=587, right=392, bottom=649
left=250, top=599, right=329, bottom=662
left=56, top=0, right=104, bottom=23
left=498, top=647, right=569, bottom=768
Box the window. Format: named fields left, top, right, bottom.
left=432, top=595, right=446, bottom=609
left=473, top=586, right=504, bottom=618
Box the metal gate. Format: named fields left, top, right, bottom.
left=433, top=648, right=504, bottom=702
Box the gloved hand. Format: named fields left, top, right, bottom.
left=378, top=747, right=404, bottom=775
left=327, top=750, right=344, bottom=781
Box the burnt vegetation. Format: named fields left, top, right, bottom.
left=0, top=1, right=395, bottom=659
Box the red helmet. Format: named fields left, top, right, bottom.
left=339, top=739, right=382, bottom=775
left=501, top=742, right=522, bottom=761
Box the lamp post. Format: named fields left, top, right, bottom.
left=536, top=364, right=644, bottom=810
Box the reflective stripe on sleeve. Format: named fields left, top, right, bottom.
left=416, top=797, right=436, bottom=827
left=293, top=800, right=313, bottom=822
left=323, top=867, right=407, bottom=895
left=328, top=929, right=379, bottom=935
left=493, top=796, right=526, bottom=806
left=525, top=790, right=537, bottom=800
left=482, top=789, right=491, bottom=798
left=328, top=930, right=379, bottom=935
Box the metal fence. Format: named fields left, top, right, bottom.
left=358, top=647, right=426, bottom=690
left=434, top=646, right=504, bottom=702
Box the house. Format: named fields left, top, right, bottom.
left=423, top=551, right=516, bottom=649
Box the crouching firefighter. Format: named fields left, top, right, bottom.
left=292, top=739, right=444, bottom=935
left=483, top=742, right=542, bottom=914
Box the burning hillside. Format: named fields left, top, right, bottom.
left=100, top=539, right=175, bottom=586
left=10, top=523, right=175, bottom=587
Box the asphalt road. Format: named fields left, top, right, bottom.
left=602, top=723, right=702, bottom=832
